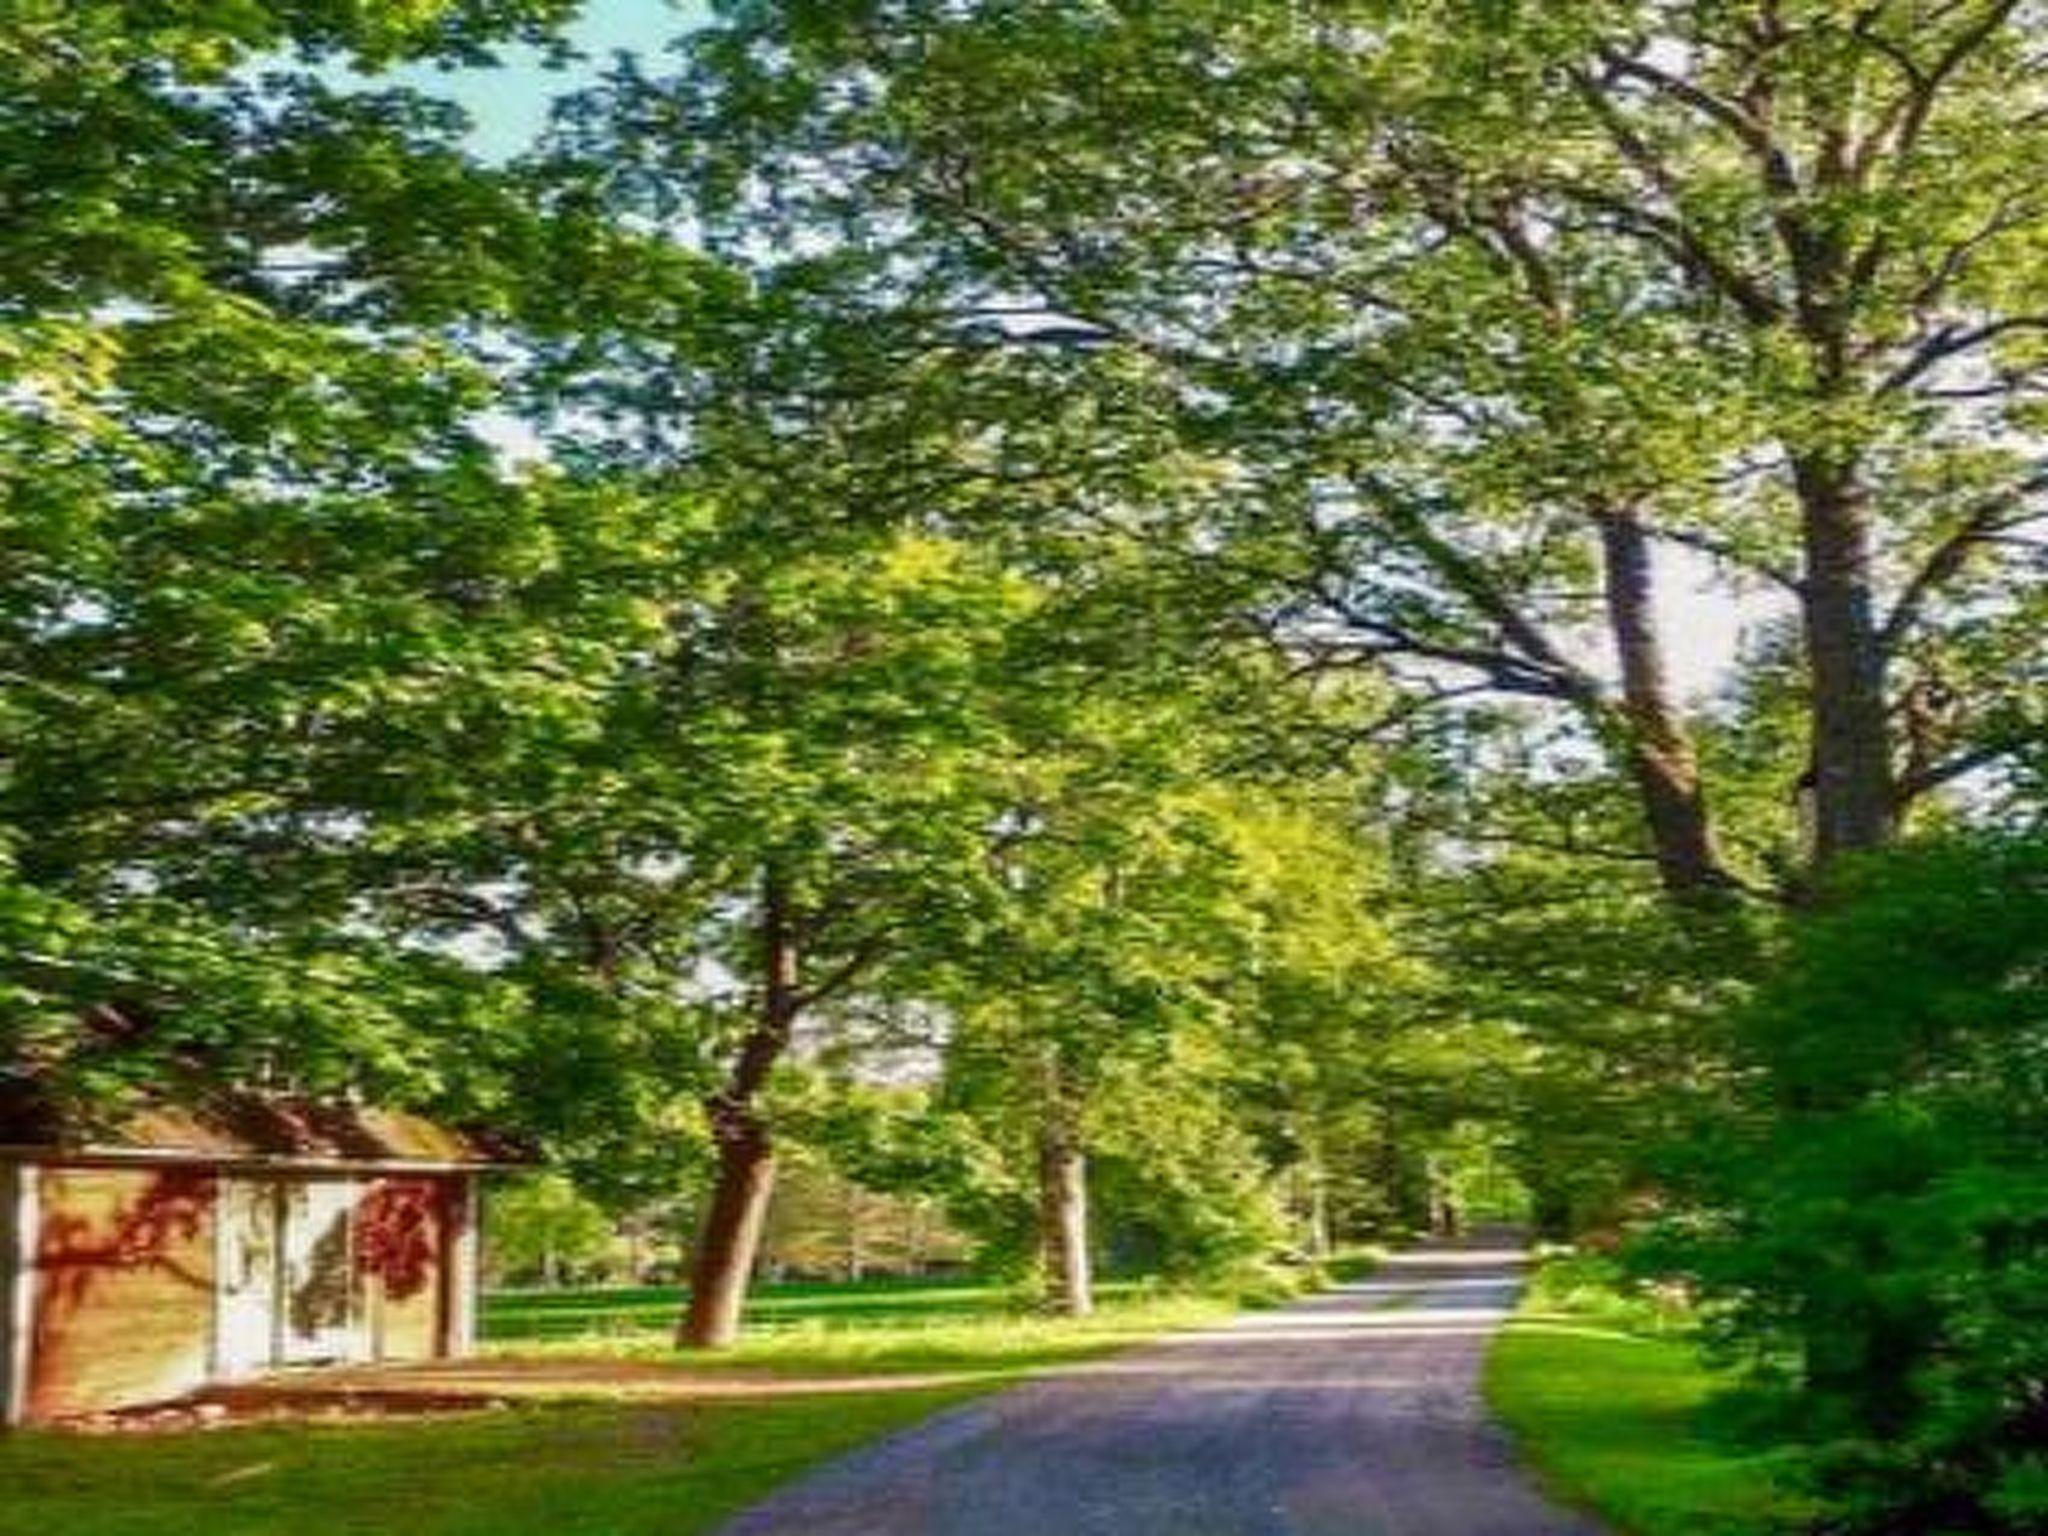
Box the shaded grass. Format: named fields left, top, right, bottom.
left=0, top=1389, right=980, bottom=1536
left=1321, top=1245, right=1391, bottom=1284
left=1485, top=1257, right=1814, bottom=1536
left=0, top=1276, right=1245, bottom=1536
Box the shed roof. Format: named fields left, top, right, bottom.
left=0, top=1074, right=530, bottom=1172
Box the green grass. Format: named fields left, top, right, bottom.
left=1321, top=1245, right=1391, bottom=1284
left=483, top=1274, right=1240, bottom=1377
left=486, top=1275, right=1023, bottom=1343
left=0, top=1275, right=1243, bottom=1536
left=0, top=1389, right=979, bottom=1536
left=1485, top=1256, right=1815, bottom=1536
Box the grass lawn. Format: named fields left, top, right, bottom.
left=482, top=1274, right=1239, bottom=1376
left=0, top=1275, right=1243, bottom=1536
left=484, top=1274, right=1021, bottom=1342
left=1485, top=1257, right=1815, bottom=1536
left=0, top=1389, right=979, bottom=1536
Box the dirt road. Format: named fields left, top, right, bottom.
left=716, top=1235, right=1600, bottom=1536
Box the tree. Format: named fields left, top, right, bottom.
left=1640, top=833, right=2048, bottom=1533
left=639, top=0, right=2048, bottom=900
left=486, top=1173, right=617, bottom=1288
left=0, top=0, right=598, bottom=1096
left=333, top=470, right=1044, bottom=1344
left=928, top=761, right=1405, bottom=1307
left=474, top=103, right=1333, bottom=1337
left=1197, top=786, right=1429, bottom=1256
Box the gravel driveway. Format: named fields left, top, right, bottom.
left=716, top=1234, right=1601, bottom=1536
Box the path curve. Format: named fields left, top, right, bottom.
left=716, top=1233, right=1599, bottom=1536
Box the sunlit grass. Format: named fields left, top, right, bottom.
left=0, top=1390, right=983, bottom=1536
left=485, top=1275, right=1241, bottom=1378
left=1485, top=1258, right=1815, bottom=1536
left=486, top=1275, right=1019, bottom=1343
left=0, top=1275, right=1253, bottom=1536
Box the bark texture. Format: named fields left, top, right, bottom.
left=680, top=869, right=800, bottom=1350
left=682, top=1122, right=778, bottom=1349
left=1596, top=508, right=1739, bottom=900
left=1793, top=456, right=1897, bottom=863
left=1038, top=1106, right=1094, bottom=1319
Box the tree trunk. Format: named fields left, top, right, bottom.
left=681, top=1120, right=778, bottom=1349
left=679, top=867, right=800, bottom=1349
left=1792, top=455, right=1896, bottom=864
left=1294, top=1124, right=1332, bottom=1262
left=1039, top=1113, right=1094, bottom=1318
left=842, top=1178, right=865, bottom=1284
left=1596, top=508, right=1739, bottom=900
left=905, top=1198, right=928, bottom=1275
left=1426, top=1156, right=1459, bottom=1237
left=1305, top=1162, right=1332, bottom=1264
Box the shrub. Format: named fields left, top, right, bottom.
left=1637, top=834, right=2048, bottom=1533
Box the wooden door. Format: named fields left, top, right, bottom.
left=214, top=1178, right=279, bottom=1378
left=279, top=1180, right=363, bottom=1364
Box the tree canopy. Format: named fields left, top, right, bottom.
left=6, top=9, right=2048, bottom=1520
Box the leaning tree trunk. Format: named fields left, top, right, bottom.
left=1596, top=507, right=1741, bottom=900
left=1038, top=1079, right=1094, bottom=1318
left=681, top=1111, right=778, bottom=1349
left=1792, top=454, right=1897, bottom=865
left=679, top=870, right=800, bottom=1350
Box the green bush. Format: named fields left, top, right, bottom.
left=1637, top=834, right=2048, bottom=1533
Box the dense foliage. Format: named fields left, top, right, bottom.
left=7, top=29, right=2048, bottom=1531
left=1643, top=835, right=2048, bottom=1532
left=0, top=0, right=588, bottom=1096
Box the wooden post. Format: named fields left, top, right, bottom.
left=269, top=1180, right=289, bottom=1371
left=208, top=1171, right=227, bottom=1381
left=3, top=1163, right=38, bottom=1427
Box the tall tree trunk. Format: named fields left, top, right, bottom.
left=906, top=1198, right=929, bottom=1275
left=1305, top=1160, right=1332, bottom=1264
left=681, top=1117, right=777, bottom=1348
left=1792, top=455, right=1896, bottom=864
left=1425, top=1155, right=1459, bottom=1238
left=1038, top=1081, right=1093, bottom=1317
left=679, top=867, right=800, bottom=1349
left=1596, top=508, right=1739, bottom=900
left=842, top=1178, right=865, bottom=1284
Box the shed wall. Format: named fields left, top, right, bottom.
left=29, top=1167, right=217, bottom=1420
left=360, top=1177, right=448, bottom=1361
left=7, top=1162, right=481, bottom=1424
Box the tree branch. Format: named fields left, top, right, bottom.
left=1555, top=183, right=1783, bottom=325
left=1879, top=471, right=2048, bottom=650
left=1643, top=521, right=1802, bottom=593
left=1896, top=736, right=2026, bottom=802
left=1880, top=314, right=2048, bottom=395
